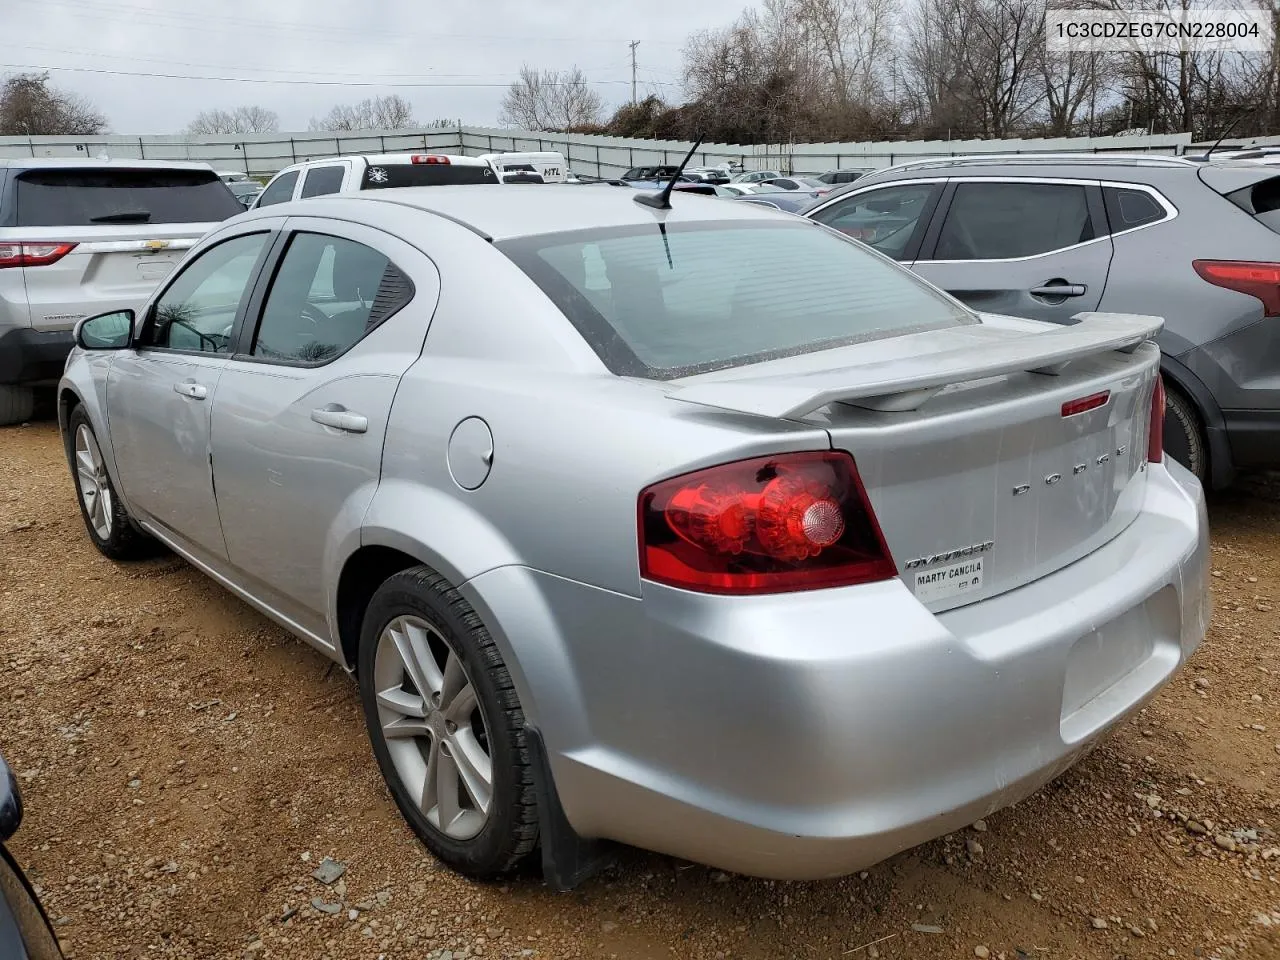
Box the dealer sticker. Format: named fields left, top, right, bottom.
left=912, top=557, right=984, bottom=602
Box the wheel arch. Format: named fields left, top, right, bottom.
left=334, top=479, right=526, bottom=672
left=1159, top=354, right=1234, bottom=489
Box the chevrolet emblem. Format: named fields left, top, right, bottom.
left=144, top=240, right=170, bottom=250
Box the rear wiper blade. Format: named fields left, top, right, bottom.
left=90, top=211, right=152, bottom=223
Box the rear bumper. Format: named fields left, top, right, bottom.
left=0, top=327, right=74, bottom=385
left=463, top=460, right=1210, bottom=880
left=1222, top=408, right=1280, bottom=469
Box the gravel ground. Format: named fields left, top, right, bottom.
left=2, top=419, right=1278, bottom=960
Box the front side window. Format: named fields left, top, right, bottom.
left=300, top=165, right=345, bottom=198
left=256, top=170, right=300, bottom=207
left=251, top=232, right=413, bottom=364
left=499, top=220, right=974, bottom=379
left=142, top=233, right=269, bottom=352
left=934, top=181, right=1095, bottom=260
left=810, top=183, right=938, bottom=260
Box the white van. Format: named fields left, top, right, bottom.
left=478, top=151, right=568, bottom=184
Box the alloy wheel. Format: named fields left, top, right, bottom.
left=74, top=425, right=113, bottom=540
left=373, top=615, right=493, bottom=841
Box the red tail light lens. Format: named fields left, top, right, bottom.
left=639, top=451, right=897, bottom=594
left=1061, top=390, right=1110, bottom=418
left=0, top=242, right=77, bottom=269
left=411, top=154, right=450, bottom=165
left=1148, top=375, right=1166, bottom=463
left=1193, top=260, right=1280, bottom=317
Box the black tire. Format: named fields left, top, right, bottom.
left=66, top=406, right=156, bottom=561
left=1162, top=386, right=1207, bottom=482
left=0, top=385, right=35, bottom=427
left=357, top=566, right=538, bottom=878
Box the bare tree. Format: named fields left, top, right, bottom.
left=0, top=72, right=106, bottom=135
left=185, top=105, right=279, bottom=135
left=308, top=95, right=417, bottom=131
left=499, top=65, right=603, bottom=131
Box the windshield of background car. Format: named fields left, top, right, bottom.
left=14, top=168, right=243, bottom=225
left=498, top=220, right=975, bottom=378
left=359, top=163, right=497, bottom=189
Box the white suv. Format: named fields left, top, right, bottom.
left=253, top=153, right=499, bottom=208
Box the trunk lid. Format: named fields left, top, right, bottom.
left=670, top=312, right=1162, bottom=611
left=20, top=224, right=210, bottom=330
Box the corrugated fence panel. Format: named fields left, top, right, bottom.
left=0, top=127, right=1196, bottom=178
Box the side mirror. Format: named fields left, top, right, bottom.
left=74, top=310, right=134, bottom=351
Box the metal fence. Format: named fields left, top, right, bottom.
left=0, top=126, right=1197, bottom=179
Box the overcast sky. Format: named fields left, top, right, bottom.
left=2, top=0, right=749, bottom=134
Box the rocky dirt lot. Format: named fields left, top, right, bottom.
left=1, top=419, right=1278, bottom=960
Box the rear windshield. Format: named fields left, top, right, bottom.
left=498, top=220, right=974, bottom=378
left=14, top=168, right=242, bottom=226
left=360, top=163, right=497, bottom=189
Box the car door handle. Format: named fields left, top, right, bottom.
left=173, top=380, right=208, bottom=400
left=311, top=405, right=368, bottom=434
left=1029, top=283, right=1087, bottom=298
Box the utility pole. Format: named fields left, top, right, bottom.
left=629, top=40, right=641, bottom=104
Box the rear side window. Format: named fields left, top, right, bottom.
left=934, top=182, right=1095, bottom=259
left=300, top=165, right=345, bottom=198
left=14, top=168, right=242, bottom=226
left=498, top=221, right=974, bottom=379
left=360, top=163, right=496, bottom=189
left=251, top=232, right=413, bottom=364
left=1103, top=187, right=1167, bottom=232
left=257, top=170, right=299, bottom=207
left=1226, top=176, right=1280, bottom=236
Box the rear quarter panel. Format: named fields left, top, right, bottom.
left=1100, top=182, right=1280, bottom=411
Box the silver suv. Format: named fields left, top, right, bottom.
left=0, top=159, right=242, bottom=425
left=805, top=155, right=1280, bottom=487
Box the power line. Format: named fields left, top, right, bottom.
left=12, top=43, right=621, bottom=82
left=0, top=62, right=649, bottom=88
left=28, top=0, right=686, bottom=48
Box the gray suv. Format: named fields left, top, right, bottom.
left=805, top=155, right=1280, bottom=488
left=0, top=159, right=243, bottom=425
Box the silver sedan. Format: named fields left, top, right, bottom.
left=58, top=184, right=1210, bottom=886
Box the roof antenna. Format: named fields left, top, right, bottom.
left=1199, top=107, right=1249, bottom=161
left=634, top=134, right=705, bottom=211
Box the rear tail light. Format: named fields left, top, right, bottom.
left=1192, top=260, right=1280, bottom=317
left=1148, top=375, right=1166, bottom=463
left=411, top=154, right=450, bottom=165
left=1061, top=390, right=1110, bottom=418
left=638, top=451, right=897, bottom=594
left=0, top=242, right=78, bottom=269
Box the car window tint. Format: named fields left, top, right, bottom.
left=810, top=183, right=936, bottom=260
left=499, top=220, right=974, bottom=379
left=300, top=165, right=345, bottom=198
left=1103, top=186, right=1166, bottom=232
left=251, top=232, right=413, bottom=364
left=144, top=233, right=268, bottom=352
left=13, top=168, right=242, bottom=225
left=936, top=182, right=1094, bottom=259
left=256, top=170, right=299, bottom=207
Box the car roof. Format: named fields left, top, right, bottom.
left=261, top=183, right=796, bottom=240
left=0, top=158, right=217, bottom=171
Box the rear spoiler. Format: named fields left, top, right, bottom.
left=672, top=312, right=1163, bottom=419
